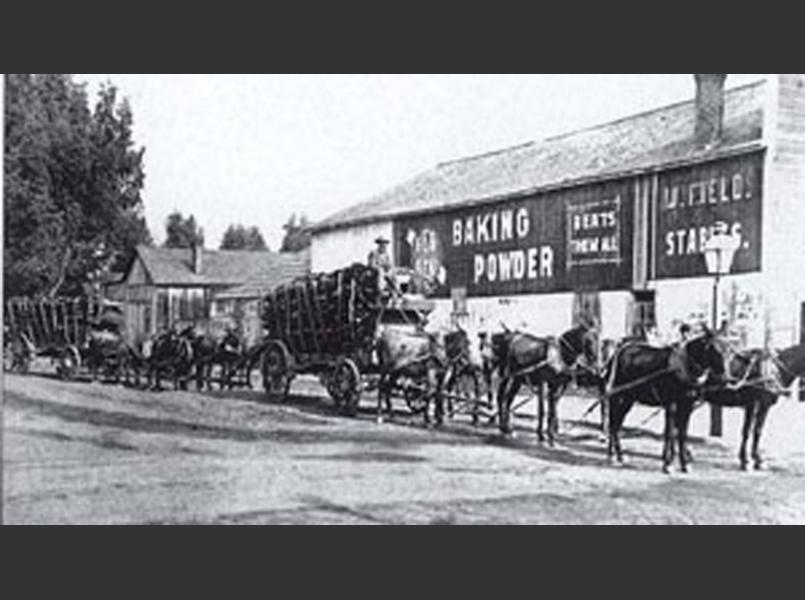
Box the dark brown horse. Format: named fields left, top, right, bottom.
left=442, top=329, right=484, bottom=426
left=144, top=327, right=195, bottom=391
left=605, top=330, right=726, bottom=473
left=491, top=325, right=599, bottom=445
left=705, top=342, right=805, bottom=471
left=190, top=329, right=244, bottom=391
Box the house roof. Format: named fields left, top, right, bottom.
left=215, top=250, right=312, bottom=300
left=313, top=80, right=767, bottom=234
left=135, top=246, right=311, bottom=294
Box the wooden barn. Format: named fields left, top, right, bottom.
left=311, top=75, right=805, bottom=359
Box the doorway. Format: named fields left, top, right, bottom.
left=573, top=291, right=601, bottom=330
left=629, top=290, right=657, bottom=340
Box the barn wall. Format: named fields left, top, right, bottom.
left=311, top=221, right=394, bottom=273
left=423, top=291, right=631, bottom=344
left=763, top=74, right=805, bottom=350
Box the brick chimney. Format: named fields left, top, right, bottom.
left=192, top=241, right=203, bottom=275
left=694, top=74, right=728, bottom=147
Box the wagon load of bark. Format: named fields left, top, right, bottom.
left=262, top=264, right=382, bottom=359
left=4, top=297, right=104, bottom=350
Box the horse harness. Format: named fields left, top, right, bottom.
left=604, top=335, right=713, bottom=400
left=720, top=347, right=798, bottom=397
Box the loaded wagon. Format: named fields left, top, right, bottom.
left=259, top=264, right=482, bottom=420
left=4, top=296, right=127, bottom=381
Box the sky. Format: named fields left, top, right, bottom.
left=75, top=74, right=767, bottom=251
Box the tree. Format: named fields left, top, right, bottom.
left=4, top=74, right=152, bottom=299
left=220, top=224, right=268, bottom=251
left=281, top=213, right=312, bottom=253
left=164, top=211, right=204, bottom=249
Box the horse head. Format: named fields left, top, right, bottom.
left=680, top=327, right=727, bottom=386
left=772, top=343, right=805, bottom=389
left=559, top=324, right=599, bottom=371
left=444, top=329, right=470, bottom=363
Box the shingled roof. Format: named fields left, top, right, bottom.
left=215, top=250, right=312, bottom=299
left=135, top=246, right=311, bottom=293
left=313, top=80, right=767, bottom=234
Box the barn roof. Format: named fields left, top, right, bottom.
left=313, top=80, right=767, bottom=234
left=134, top=246, right=311, bottom=293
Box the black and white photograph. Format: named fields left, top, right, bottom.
left=2, top=74, right=804, bottom=525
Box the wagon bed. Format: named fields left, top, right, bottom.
left=260, top=264, right=445, bottom=416
left=4, top=296, right=117, bottom=379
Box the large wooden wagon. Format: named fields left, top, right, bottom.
left=259, top=264, right=447, bottom=417
left=3, top=297, right=124, bottom=380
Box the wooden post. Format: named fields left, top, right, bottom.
left=710, top=275, right=724, bottom=438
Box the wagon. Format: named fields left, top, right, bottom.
left=259, top=264, right=478, bottom=418
left=3, top=296, right=126, bottom=380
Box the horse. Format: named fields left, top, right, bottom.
left=189, top=329, right=244, bottom=391
left=144, top=327, right=195, bottom=391
left=705, top=342, right=805, bottom=471
left=604, top=328, right=726, bottom=474
left=375, top=327, right=448, bottom=427
left=85, top=328, right=132, bottom=385
left=491, top=324, right=599, bottom=445
left=442, top=329, right=484, bottom=426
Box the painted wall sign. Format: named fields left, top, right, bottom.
left=395, top=179, right=634, bottom=298
left=567, top=196, right=623, bottom=267
left=655, top=152, right=764, bottom=280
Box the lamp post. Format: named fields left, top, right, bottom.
left=703, top=232, right=741, bottom=438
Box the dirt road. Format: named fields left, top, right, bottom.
left=4, top=372, right=805, bottom=524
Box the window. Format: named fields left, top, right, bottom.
left=156, top=291, right=170, bottom=331
left=190, top=289, right=207, bottom=320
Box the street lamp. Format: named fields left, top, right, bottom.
left=703, top=231, right=742, bottom=438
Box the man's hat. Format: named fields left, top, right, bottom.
left=375, top=237, right=390, bottom=245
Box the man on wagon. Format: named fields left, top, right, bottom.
left=368, top=237, right=395, bottom=294
left=368, top=237, right=393, bottom=276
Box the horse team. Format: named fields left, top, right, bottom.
left=57, top=316, right=805, bottom=474
left=484, top=323, right=805, bottom=473
left=86, top=325, right=260, bottom=394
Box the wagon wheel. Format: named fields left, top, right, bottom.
left=323, top=372, right=344, bottom=409
left=333, top=359, right=362, bottom=417
left=262, top=342, right=294, bottom=402
left=404, top=379, right=429, bottom=416
left=57, top=345, right=82, bottom=381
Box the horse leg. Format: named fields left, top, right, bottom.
left=547, top=384, right=560, bottom=448
left=486, top=366, right=498, bottom=425
left=377, top=373, right=390, bottom=424
left=599, top=380, right=610, bottom=436
left=752, top=399, right=772, bottom=471
left=226, top=361, right=236, bottom=390
left=443, top=369, right=454, bottom=421
left=607, top=397, right=619, bottom=462
left=504, top=377, right=524, bottom=437
left=195, top=361, right=204, bottom=391
left=536, top=381, right=546, bottom=443
left=497, top=377, right=512, bottom=435
left=609, top=398, right=630, bottom=465
left=432, top=367, right=445, bottom=428
left=662, top=405, right=675, bottom=474
left=676, top=401, right=694, bottom=474
left=740, top=401, right=756, bottom=471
